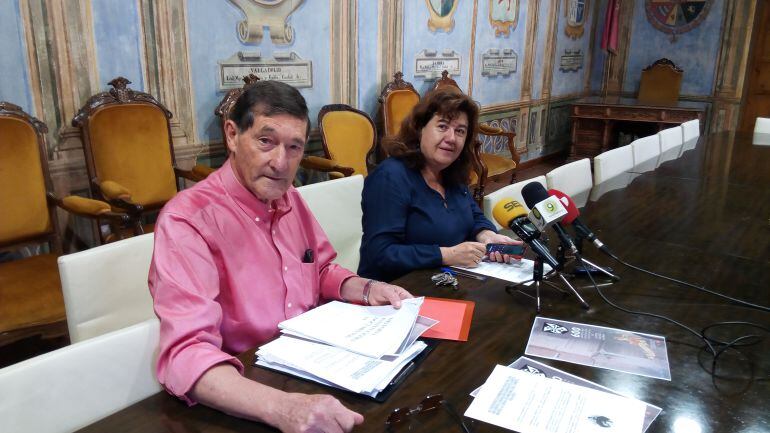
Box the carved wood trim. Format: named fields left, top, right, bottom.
left=377, top=71, right=419, bottom=102
left=72, top=77, right=172, bottom=127
left=642, top=58, right=684, bottom=73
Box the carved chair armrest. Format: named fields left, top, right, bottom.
left=300, top=156, right=355, bottom=177
left=48, top=193, right=132, bottom=225
left=95, top=180, right=143, bottom=215
left=478, top=124, right=519, bottom=166
left=175, top=164, right=215, bottom=183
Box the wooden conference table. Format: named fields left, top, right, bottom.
left=80, top=132, right=769, bottom=432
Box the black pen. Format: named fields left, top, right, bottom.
left=388, top=361, right=416, bottom=387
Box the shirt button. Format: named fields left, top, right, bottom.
left=272, top=230, right=276, bottom=235
left=255, top=217, right=260, bottom=222
left=287, top=302, right=292, bottom=308
left=284, top=266, right=288, bottom=272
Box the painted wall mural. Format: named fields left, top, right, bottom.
left=644, top=0, right=712, bottom=42
left=489, top=0, right=519, bottom=36
left=425, top=0, right=459, bottom=32
left=564, top=0, right=588, bottom=39
left=227, top=0, right=304, bottom=45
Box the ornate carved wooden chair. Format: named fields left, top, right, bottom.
left=432, top=70, right=519, bottom=198
left=376, top=72, right=421, bottom=161
left=317, top=104, right=376, bottom=177
left=214, top=74, right=354, bottom=179
left=72, top=77, right=213, bottom=243
left=0, top=102, right=129, bottom=347
left=637, top=58, right=683, bottom=105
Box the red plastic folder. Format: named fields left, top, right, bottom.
left=418, top=297, right=475, bottom=341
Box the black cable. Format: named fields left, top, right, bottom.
left=602, top=248, right=770, bottom=313
left=576, top=253, right=770, bottom=381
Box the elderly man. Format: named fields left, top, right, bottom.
left=149, top=80, right=412, bottom=432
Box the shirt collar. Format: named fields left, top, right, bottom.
left=221, top=159, right=292, bottom=221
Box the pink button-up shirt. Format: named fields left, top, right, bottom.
left=149, top=160, right=355, bottom=403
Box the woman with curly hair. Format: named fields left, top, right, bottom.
left=358, top=88, right=520, bottom=282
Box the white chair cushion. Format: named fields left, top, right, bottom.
left=593, top=145, right=634, bottom=184
left=546, top=158, right=592, bottom=208
left=483, top=176, right=547, bottom=230
left=0, top=319, right=161, bottom=433
left=630, top=135, right=660, bottom=173
left=58, top=233, right=156, bottom=343
left=297, top=175, right=364, bottom=272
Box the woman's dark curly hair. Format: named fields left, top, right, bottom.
left=383, top=88, right=479, bottom=187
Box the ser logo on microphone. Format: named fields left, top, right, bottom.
left=503, top=200, right=523, bottom=212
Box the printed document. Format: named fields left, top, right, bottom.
left=454, top=259, right=553, bottom=284
left=465, top=365, right=646, bottom=433
left=278, top=297, right=430, bottom=358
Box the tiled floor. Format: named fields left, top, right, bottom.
left=0, top=153, right=568, bottom=368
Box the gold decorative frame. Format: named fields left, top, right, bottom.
left=564, top=0, right=588, bottom=39
left=424, top=0, right=459, bottom=33
left=489, top=0, right=519, bottom=37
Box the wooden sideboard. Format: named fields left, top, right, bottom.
left=570, top=96, right=705, bottom=159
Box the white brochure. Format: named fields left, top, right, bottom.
left=465, top=365, right=646, bottom=433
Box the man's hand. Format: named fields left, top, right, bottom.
left=366, top=281, right=413, bottom=308
left=274, top=393, right=363, bottom=433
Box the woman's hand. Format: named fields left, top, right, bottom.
left=440, top=242, right=487, bottom=267
left=475, top=230, right=524, bottom=264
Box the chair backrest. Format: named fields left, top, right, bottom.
left=630, top=134, right=661, bottom=173
left=379, top=72, right=420, bottom=138
left=0, top=318, right=161, bottom=433
left=483, top=176, right=547, bottom=230
left=297, top=175, right=364, bottom=271
left=58, top=233, right=156, bottom=343
left=546, top=158, right=593, bottom=208
left=72, top=77, right=178, bottom=210
left=593, top=145, right=634, bottom=184
left=0, top=102, right=59, bottom=250
left=214, top=74, right=262, bottom=146
left=659, top=126, right=683, bottom=153
left=681, top=119, right=700, bottom=143
left=754, top=117, right=770, bottom=134
left=318, top=104, right=376, bottom=177
left=637, top=58, right=682, bottom=105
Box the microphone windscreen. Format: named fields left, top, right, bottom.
left=492, top=198, right=528, bottom=227
left=548, top=189, right=580, bottom=224
left=521, top=182, right=550, bottom=208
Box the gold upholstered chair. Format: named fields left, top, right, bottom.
left=0, top=102, right=129, bottom=346
left=316, top=104, right=376, bottom=178
left=72, top=77, right=212, bottom=243
left=431, top=70, right=519, bottom=198
left=214, top=74, right=354, bottom=179
left=376, top=72, right=421, bottom=162
left=637, top=58, right=683, bottom=105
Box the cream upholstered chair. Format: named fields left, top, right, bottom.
left=593, top=145, right=634, bottom=185
left=657, top=125, right=684, bottom=166
left=754, top=117, right=770, bottom=134
left=546, top=158, right=593, bottom=208
left=483, top=176, right=547, bottom=230
left=296, top=175, right=364, bottom=272
left=0, top=318, right=161, bottom=433
left=58, top=233, right=155, bottom=343
left=680, top=119, right=700, bottom=154
left=630, top=134, right=661, bottom=173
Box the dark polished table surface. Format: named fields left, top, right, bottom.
left=79, top=132, right=769, bottom=433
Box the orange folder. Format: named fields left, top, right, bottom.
left=418, top=297, right=475, bottom=341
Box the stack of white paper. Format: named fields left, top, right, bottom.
left=256, top=298, right=436, bottom=397
left=454, top=259, right=553, bottom=284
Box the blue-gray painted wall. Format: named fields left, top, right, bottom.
left=0, top=0, right=33, bottom=113
left=357, top=3, right=378, bottom=118
left=92, top=0, right=145, bottom=92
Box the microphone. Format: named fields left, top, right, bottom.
left=521, top=183, right=578, bottom=254
left=492, top=198, right=560, bottom=269
left=547, top=189, right=611, bottom=255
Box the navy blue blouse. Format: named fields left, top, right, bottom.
left=357, top=158, right=497, bottom=281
